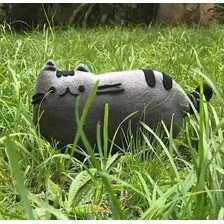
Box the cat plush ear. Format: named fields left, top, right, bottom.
left=75, top=64, right=90, bottom=72
left=41, top=59, right=56, bottom=72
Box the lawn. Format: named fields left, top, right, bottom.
left=0, top=23, right=224, bottom=220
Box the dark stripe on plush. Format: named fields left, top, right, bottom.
left=162, top=73, right=173, bottom=90
left=98, top=83, right=122, bottom=90
left=96, top=88, right=125, bottom=95
left=142, top=69, right=156, bottom=87
left=56, top=70, right=74, bottom=77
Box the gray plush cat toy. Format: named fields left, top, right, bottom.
left=32, top=60, right=213, bottom=155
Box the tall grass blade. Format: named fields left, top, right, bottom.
left=103, top=103, right=109, bottom=169
left=4, top=138, right=35, bottom=220
left=29, top=194, right=68, bottom=220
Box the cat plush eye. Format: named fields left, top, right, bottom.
left=48, top=86, right=56, bottom=93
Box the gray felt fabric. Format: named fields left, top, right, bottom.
left=32, top=60, right=211, bottom=152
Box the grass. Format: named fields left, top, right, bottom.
left=0, top=22, right=224, bottom=220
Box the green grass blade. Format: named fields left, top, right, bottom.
left=4, top=138, right=35, bottom=220
left=103, top=103, right=109, bottom=166
left=29, top=194, right=69, bottom=220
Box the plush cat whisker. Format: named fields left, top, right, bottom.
left=31, top=93, right=45, bottom=105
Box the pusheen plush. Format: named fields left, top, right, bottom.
left=32, top=60, right=213, bottom=155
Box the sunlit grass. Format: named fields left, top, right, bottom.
left=0, top=23, right=224, bottom=220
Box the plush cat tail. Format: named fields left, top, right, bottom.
left=40, top=59, right=56, bottom=72
left=187, top=83, right=213, bottom=115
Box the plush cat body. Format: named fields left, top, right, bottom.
left=32, top=60, right=212, bottom=153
